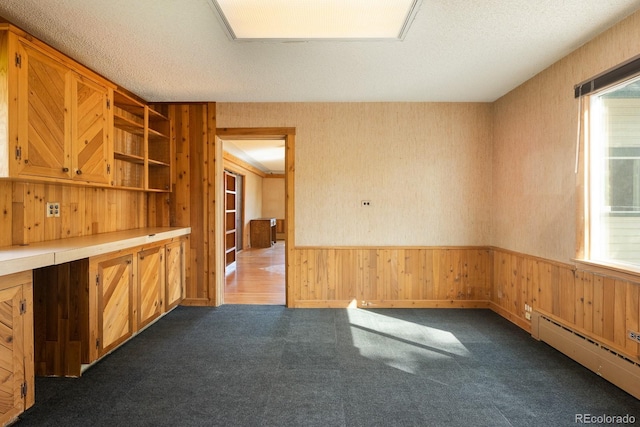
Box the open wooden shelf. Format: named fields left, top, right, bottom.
left=112, top=90, right=173, bottom=192
left=114, top=151, right=145, bottom=164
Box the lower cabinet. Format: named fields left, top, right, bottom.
left=137, top=245, right=164, bottom=330
left=0, top=271, right=34, bottom=427
left=33, top=237, right=185, bottom=377
left=93, top=253, right=135, bottom=358
left=165, top=239, right=185, bottom=311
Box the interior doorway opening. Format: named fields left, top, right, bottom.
left=216, top=128, right=294, bottom=306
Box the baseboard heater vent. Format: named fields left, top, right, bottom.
left=531, top=312, right=640, bottom=400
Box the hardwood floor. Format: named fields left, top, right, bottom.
left=224, top=241, right=285, bottom=305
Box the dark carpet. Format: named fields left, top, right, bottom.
left=16, top=306, right=640, bottom=426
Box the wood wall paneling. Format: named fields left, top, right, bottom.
left=491, top=248, right=640, bottom=360
left=291, top=247, right=493, bottom=309
left=7, top=182, right=148, bottom=246
left=165, top=103, right=217, bottom=306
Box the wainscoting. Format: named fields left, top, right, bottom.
left=289, top=247, right=492, bottom=308
left=287, top=246, right=640, bottom=364
left=492, top=248, right=640, bottom=359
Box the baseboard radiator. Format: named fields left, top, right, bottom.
left=531, top=312, right=640, bottom=400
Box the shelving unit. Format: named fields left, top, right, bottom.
left=112, top=90, right=172, bottom=192
left=147, top=108, right=172, bottom=192
left=113, top=91, right=145, bottom=190
left=225, top=171, right=237, bottom=267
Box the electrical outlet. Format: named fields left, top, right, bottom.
left=361, top=200, right=371, bottom=207
left=629, top=330, right=640, bottom=344
left=46, top=202, right=60, bottom=218
left=525, top=312, right=531, bottom=320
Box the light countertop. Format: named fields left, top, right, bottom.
left=0, top=227, right=191, bottom=276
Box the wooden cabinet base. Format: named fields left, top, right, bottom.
left=32, top=237, right=185, bottom=377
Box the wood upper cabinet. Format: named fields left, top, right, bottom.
left=0, top=25, right=173, bottom=191
left=0, top=271, right=34, bottom=427
left=71, top=74, right=112, bottom=184
left=137, top=246, right=164, bottom=330
left=14, top=42, right=70, bottom=179
left=13, top=39, right=113, bottom=183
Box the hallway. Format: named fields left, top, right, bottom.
left=225, top=241, right=286, bottom=305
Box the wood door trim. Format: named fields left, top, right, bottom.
left=216, top=127, right=295, bottom=307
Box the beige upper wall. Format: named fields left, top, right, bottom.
left=218, top=10, right=640, bottom=252
left=492, top=9, right=640, bottom=263
left=218, top=103, right=493, bottom=246
left=262, top=178, right=285, bottom=220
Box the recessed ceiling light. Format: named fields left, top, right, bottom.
left=209, top=0, right=422, bottom=41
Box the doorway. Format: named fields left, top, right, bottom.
left=217, top=128, right=295, bottom=306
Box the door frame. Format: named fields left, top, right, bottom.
left=215, top=127, right=295, bottom=306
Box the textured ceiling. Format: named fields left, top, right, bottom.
left=0, top=0, right=639, bottom=102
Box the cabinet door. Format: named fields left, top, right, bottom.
left=0, top=275, right=33, bottom=425
left=165, top=240, right=184, bottom=311
left=97, top=254, right=134, bottom=356
left=72, top=76, right=112, bottom=184
left=137, top=246, right=164, bottom=329
left=16, top=41, right=72, bottom=179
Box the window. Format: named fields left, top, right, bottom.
left=587, top=76, right=640, bottom=267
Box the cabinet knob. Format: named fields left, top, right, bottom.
left=76, top=169, right=82, bottom=175
left=62, top=167, right=69, bottom=172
